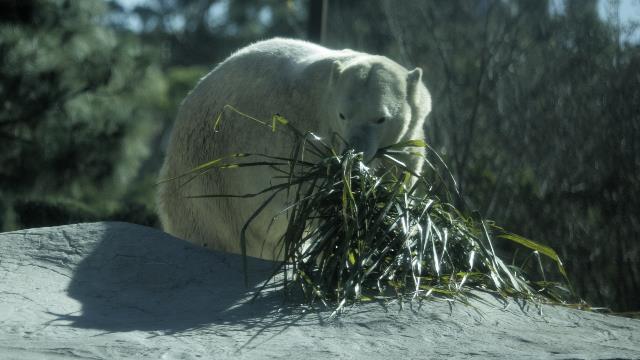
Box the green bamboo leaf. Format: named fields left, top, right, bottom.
left=498, top=233, right=568, bottom=278
left=381, top=139, right=427, bottom=150
left=498, top=233, right=562, bottom=265
left=272, top=114, right=289, bottom=132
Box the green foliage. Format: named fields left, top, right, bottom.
left=0, top=0, right=166, bottom=229
left=1, top=0, right=308, bottom=231
left=107, top=0, right=309, bottom=66
left=166, top=66, right=209, bottom=106
left=13, top=198, right=99, bottom=229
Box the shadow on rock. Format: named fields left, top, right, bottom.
left=62, top=222, right=290, bottom=332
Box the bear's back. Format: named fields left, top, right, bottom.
left=231, top=38, right=343, bottom=64
left=206, top=38, right=358, bottom=87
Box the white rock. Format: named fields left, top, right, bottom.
left=0, top=222, right=638, bottom=359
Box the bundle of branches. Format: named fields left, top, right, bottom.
left=184, top=111, right=582, bottom=313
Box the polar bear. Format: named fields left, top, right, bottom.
left=157, top=38, right=431, bottom=260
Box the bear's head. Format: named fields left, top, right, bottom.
left=326, top=56, right=431, bottom=163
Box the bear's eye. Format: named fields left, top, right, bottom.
left=339, top=113, right=346, bottom=120
left=375, top=117, right=387, bottom=124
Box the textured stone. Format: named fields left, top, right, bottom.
left=0, top=222, right=638, bottom=359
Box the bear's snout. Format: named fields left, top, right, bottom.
left=348, top=126, right=379, bottom=162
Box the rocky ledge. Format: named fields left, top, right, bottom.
left=1, top=222, right=638, bottom=359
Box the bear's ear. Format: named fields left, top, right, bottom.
left=407, top=67, right=423, bottom=87
left=406, top=67, right=423, bottom=100
left=330, top=60, right=344, bottom=84
left=407, top=67, right=430, bottom=113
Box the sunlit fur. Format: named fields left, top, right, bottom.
left=157, top=38, right=431, bottom=260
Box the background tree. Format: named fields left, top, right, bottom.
left=0, top=0, right=168, bottom=228
left=106, top=0, right=310, bottom=66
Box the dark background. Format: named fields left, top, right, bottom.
left=0, top=0, right=638, bottom=313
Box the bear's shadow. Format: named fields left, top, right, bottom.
left=61, top=222, right=294, bottom=332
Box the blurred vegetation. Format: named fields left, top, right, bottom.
left=0, top=0, right=171, bottom=229
left=0, top=0, right=305, bottom=230
left=107, top=0, right=310, bottom=66
left=0, top=0, right=637, bottom=312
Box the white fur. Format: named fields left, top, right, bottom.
left=157, top=38, right=431, bottom=260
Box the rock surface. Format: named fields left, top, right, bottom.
left=0, top=222, right=638, bottom=359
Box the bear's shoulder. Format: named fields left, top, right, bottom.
left=230, top=38, right=361, bottom=64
